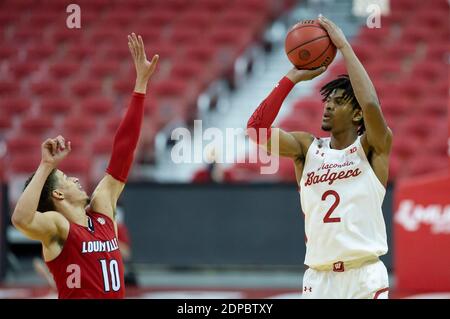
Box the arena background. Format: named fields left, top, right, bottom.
left=0, top=0, right=448, bottom=299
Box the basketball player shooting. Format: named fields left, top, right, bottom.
left=11, top=33, right=159, bottom=299
left=247, top=15, right=392, bottom=299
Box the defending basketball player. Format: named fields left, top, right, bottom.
left=11, top=33, right=158, bottom=299
left=247, top=15, right=392, bottom=299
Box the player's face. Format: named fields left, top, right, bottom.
left=54, top=170, right=90, bottom=206
left=321, top=89, right=355, bottom=132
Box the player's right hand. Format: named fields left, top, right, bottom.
left=41, top=135, right=71, bottom=168
left=128, top=32, right=159, bottom=82
left=286, top=66, right=327, bottom=84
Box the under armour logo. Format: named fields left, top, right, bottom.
left=304, top=286, right=312, bottom=292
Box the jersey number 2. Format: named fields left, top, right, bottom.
left=322, top=190, right=341, bottom=223
left=100, top=259, right=121, bottom=292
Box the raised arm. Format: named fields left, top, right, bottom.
left=11, top=136, right=70, bottom=244
left=247, top=67, right=325, bottom=162
left=318, top=15, right=392, bottom=153
left=90, top=33, right=159, bottom=220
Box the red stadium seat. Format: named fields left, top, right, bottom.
left=13, top=26, right=44, bottom=43
left=66, top=43, right=96, bottom=62
left=71, top=79, right=102, bottom=98
left=0, top=114, right=12, bottom=131
left=100, top=10, right=137, bottom=27
left=390, top=0, right=421, bottom=12
left=0, top=12, right=17, bottom=28
left=28, top=12, right=62, bottom=28
left=75, top=0, right=110, bottom=11
left=51, top=28, right=83, bottom=43
left=0, top=46, right=17, bottom=60
left=88, top=27, right=125, bottom=45
left=412, top=9, right=448, bottom=28
left=10, top=154, right=42, bottom=174
left=412, top=61, right=446, bottom=81
left=380, top=97, right=409, bottom=118
left=113, top=78, right=134, bottom=96
left=26, top=43, right=57, bottom=60
left=0, top=80, right=20, bottom=96
left=401, top=25, right=434, bottom=44
left=63, top=116, right=97, bottom=136
left=133, top=29, right=163, bottom=47
left=169, top=28, right=202, bottom=46
left=426, top=42, right=450, bottom=62
left=391, top=137, right=421, bottom=159
left=292, top=97, right=323, bottom=118
left=170, top=61, right=209, bottom=88
left=139, top=9, right=178, bottom=28
left=40, top=97, right=73, bottom=115
left=380, top=11, right=409, bottom=27
left=399, top=116, right=434, bottom=140
left=88, top=60, right=120, bottom=78
left=194, top=0, right=230, bottom=12
left=157, top=0, right=192, bottom=11
left=182, top=44, right=217, bottom=64
left=386, top=42, right=417, bottom=60
left=351, top=43, right=376, bottom=63
left=174, top=11, right=213, bottom=31
left=0, top=97, right=31, bottom=116
left=92, top=136, right=112, bottom=155
left=6, top=134, right=42, bottom=156
left=357, top=27, right=392, bottom=45
left=153, top=80, right=188, bottom=99
left=80, top=97, right=114, bottom=117
left=101, top=45, right=130, bottom=61
left=405, top=154, right=448, bottom=177
left=9, top=61, right=39, bottom=79
left=21, top=115, right=54, bottom=136
left=418, top=98, right=447, bottom=117
left=61, top=134, right=86, bottom=155
left=105, top=115, right=122, bottom=135
left=31, top=80, right=61, bottom=96
left=49, top=62, right=80, bottom=79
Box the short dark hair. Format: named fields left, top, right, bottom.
left=24, top=169, right=58, bottom=212
left=320, top=74, right=365, bottom=135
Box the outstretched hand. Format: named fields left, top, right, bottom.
left=41, top=135, right=71, bottom=168
left=286, top=66, right=327, bottom=84
left=128, top=32, right=159, bottom=84
left=318, top=14, right=349, bottom=50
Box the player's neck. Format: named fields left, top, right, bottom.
left=330, top=129, right=358, bottom=150
left=58, top=204, right=88, bottom=227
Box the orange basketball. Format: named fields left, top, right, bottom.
left=285, top=19, right=337, bottom=70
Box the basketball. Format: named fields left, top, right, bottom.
left=285, top=19, right=337, bottom=70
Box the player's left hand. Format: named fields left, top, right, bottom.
left=317, top=14, right=349, bottom=50
left=128, top=32, right=159, bottom=82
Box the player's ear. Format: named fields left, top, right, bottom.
left=52, top=190, right=65, bottom=201
left=353, top=108, right=363, bottom=122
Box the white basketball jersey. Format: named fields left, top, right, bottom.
left=299, top=136, right=388, bottom=268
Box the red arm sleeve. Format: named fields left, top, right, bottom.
left=246, top=77, right=294, bottom=144
left=106, top=92, right=145, bottom=183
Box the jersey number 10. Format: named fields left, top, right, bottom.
left=100, top=259, right=121, bottom=292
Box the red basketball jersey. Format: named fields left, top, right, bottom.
left=46, top=210, right=125, bottom=299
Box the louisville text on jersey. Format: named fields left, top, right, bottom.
left=81, top=238, right=120, bottom=253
